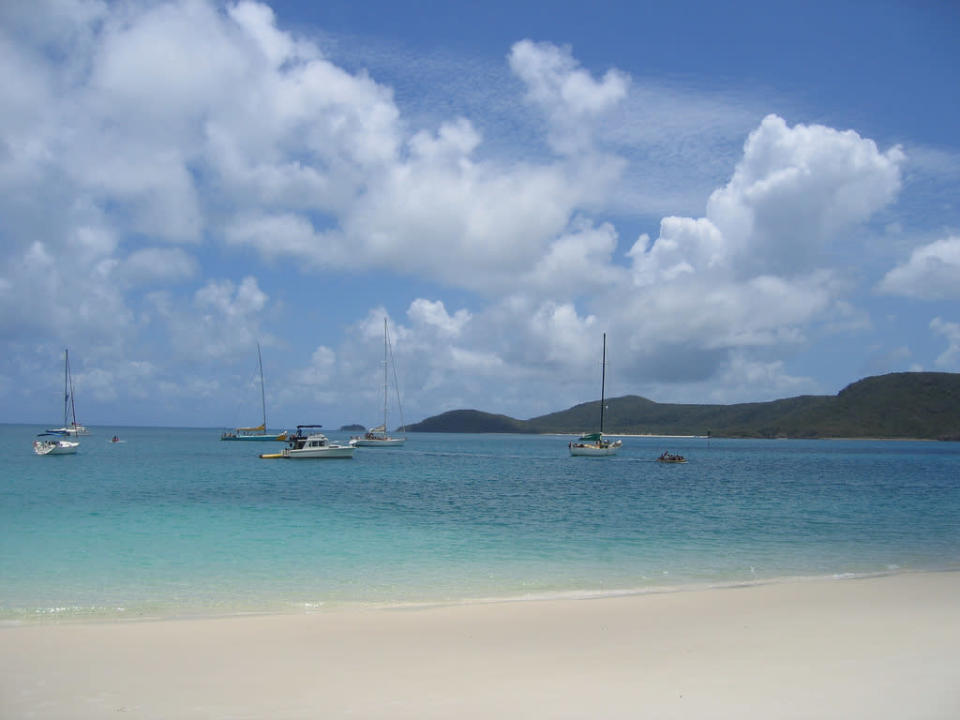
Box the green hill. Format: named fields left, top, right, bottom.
left=406, top=409, right=529, bottom=434
left=404, top=372, right=960, bottom=440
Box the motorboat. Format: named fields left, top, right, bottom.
left=657, top=451, right=687, bottom=463
left=34, top=435, right=80, bottom=455
left=260, top=425, right=354, bottom=459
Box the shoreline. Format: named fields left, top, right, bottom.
left=3, top=571, right=958, bottom=719
left=4, top=566, right=953, bottom=626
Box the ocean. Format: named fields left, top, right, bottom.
left=2, top=425, right=958, bottom=622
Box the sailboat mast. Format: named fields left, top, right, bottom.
left=257, top=342, right=266, bottom=431
left=63, top=349, right=70, bottom=428
left=386, top=321, right=406, bottom=436
left=600, top=333, right=607, bottom=434
left=382, top=318, right=389, bottom=429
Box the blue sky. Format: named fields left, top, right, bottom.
left=1, top=0, right=958, bottom=429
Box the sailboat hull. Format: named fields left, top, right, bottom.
left=351, top=437, right=406, bottom=447
left=221, top=433, right=288, bottom=441
left=569, top=440, right=622, bottom=456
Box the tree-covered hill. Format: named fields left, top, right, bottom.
left=403, top=372, right=960, bottom=440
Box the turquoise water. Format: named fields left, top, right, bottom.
left=2, top=425, right=959, bottom=621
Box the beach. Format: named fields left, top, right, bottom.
left=2, top=571, right=958, bottom=719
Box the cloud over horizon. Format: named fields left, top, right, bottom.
left=0, top=0, right=956, bottom=426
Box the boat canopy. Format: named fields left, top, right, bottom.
left=577, top=432, right=603, bottom=442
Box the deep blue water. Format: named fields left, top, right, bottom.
left=1, top=425, right=958, bottom=621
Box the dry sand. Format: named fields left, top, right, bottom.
left=2, top=572, right=959, bottom=719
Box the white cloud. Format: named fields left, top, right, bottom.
left=603, top=115, right=904, bottom=389
left=0, top=1, right=938, bottom=424
left=679, top=353, right=820, bottom=406
left=508, top=39, right=629, bottom=155
left=704, top=114, right=904, bottom=278
left=154, top=276, right=270, bottom=362
left=118, top=247, right=198, bottom=286
left=877, top=236, right=960, bottom=300
left=407, top=299, right=471, bottom=337
left=931, top=317, right=960, bottom=370
left=523, top=219, right=627, bottom=298
left=630, top=115, right=904, bottom=288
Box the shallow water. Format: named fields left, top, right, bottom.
left=2, top=425, right=958, bottom=620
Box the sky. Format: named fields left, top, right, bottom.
left=1, top=0, right=959, bottom=430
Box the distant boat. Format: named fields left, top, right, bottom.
left=33, top=435, right=79, bottom=455
left=351, top=318, right=406, bottom=447
left=221, top=343, right=288, bottom=441
left=45, top=348, right=90, bottom=437
left=260, top=425, right=354, bottom=459
left=569, top=333, right=622, bottom=457
left=657, top=451, right=687, bottom=463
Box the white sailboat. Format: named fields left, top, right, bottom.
left=45, top=348, right=89, bottom=436
left=351, top=318, right=406, bottom=447
left=569, top=333, right=622, bottom=457
left=36, top=349, right=82, bottom=455
left=221, top=343, right=288, bottom=441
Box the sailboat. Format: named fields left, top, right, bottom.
left=568, top=333, right=622, bottom=457
left=35, top=349, right=82, bottom=455
left=44, top=348, right=89, bottom=436
left=351, top=318, right=406, bottom=447
left=221, top=343, right=288, bottom=441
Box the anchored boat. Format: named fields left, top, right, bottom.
left=569, top=333, right=622, bottom=457
left=260, top=426, right=354, bottom=459
left=351, top=318, right=406, bottom=447
left=45, top=348, right=89, bottom=437
left=36, top=349, right=84, bottom=455
left=221, top=343, right=288, bottom=441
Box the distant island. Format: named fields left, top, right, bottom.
left=405, top=372, right=960, bottom=440
left=339, top=424, right=365, bottom=432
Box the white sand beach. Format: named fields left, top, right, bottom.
left=2, top=571, right=958, bottom=719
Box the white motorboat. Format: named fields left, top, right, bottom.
left=34, top=436, right=80, bottom=455
left=351, top=318, right=406, bottom=447
left=569, top=333, right=622, bottom=457
left=260, top=426, right=354, bottom=459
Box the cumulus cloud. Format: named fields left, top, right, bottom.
left=154, top=276, right=270, bottom=362
left=0, top=0, right=925, bottom=423
left=877, top=236, right=960, bottom=300
left=604, top=115, right=904, bottom=391
left=407, top=299, right=471, bottom=337
left=632, top=114, right=905, bottom=282
left=508, top=39, right=629, bottom=155
left=931, top=318, right=960, bottom=370
left=117, top=247, right=198, bottom=286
